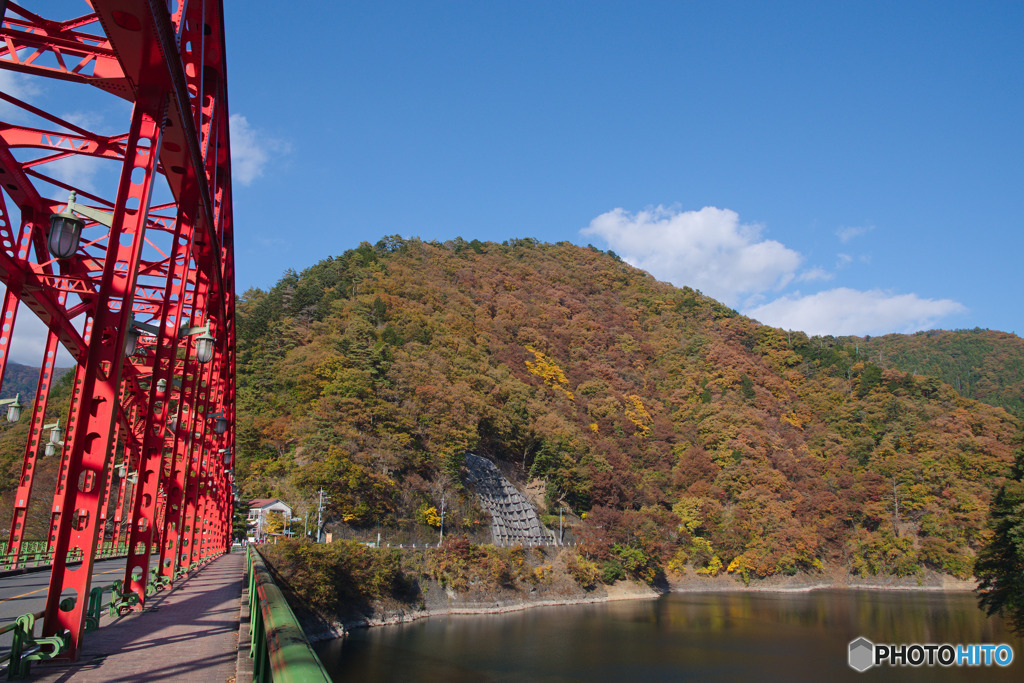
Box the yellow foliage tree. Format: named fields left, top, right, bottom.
left=419, top=504, right=442, bottom=528
left=624, top=394, right=652, bottom=437
left=672, top=497, right=703, bottom=534
left=263, top=510, right=286, bottom=535
left=525, top=346, right=574, bottom=400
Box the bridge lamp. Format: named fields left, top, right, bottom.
left=129, top=317, right=217, bottom=364
left=124, top=326, right=140, bottom=356
left=124, top=317, right=163, bottom=357
left=194, top=329, right=215, bottom=364
left=48, top=210, right=84, bottom=259
left=178, top=322, right=216, bottom=364
left=41, top=420, right=64, bottom=456
left=207, top=411, right=228, bottom=435
left=0, top=394, right=23, bottom=423
left=156, top=378, right=167, bottom=395
left=48, top=191, right=114, bottom=259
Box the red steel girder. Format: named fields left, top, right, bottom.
left=6, top=320, right=64, bottom=562
left=122, top=206, right=197, bottom=603
left=43, top=100, right=166, bottom=654
left=0, top=0, right=236, bottom=658
left=0, top=3, right=129, bottom=97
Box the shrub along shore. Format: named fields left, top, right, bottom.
left=259, top=538, right=978, bottom=640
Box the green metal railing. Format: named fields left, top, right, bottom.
left=245, top=547, right=330, bottom=683
left=0, top=609, right=70, bottom=680
left=0, top=585, right=109, bottom=680
left=0, top=554, right=180, bottom=678
left=0, top=541, right=130, bottom=572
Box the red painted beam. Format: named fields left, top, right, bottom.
left=0, top=1, right=236, bottom=657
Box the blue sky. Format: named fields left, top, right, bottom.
left=6, top=1, right=1024, bottom=369
left=223, top=1, right=1022, bottom=337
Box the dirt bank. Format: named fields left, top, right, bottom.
left=665, top=566, right=977, bottom=593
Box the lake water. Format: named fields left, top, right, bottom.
left=314, top=590, right=1024, bottom=682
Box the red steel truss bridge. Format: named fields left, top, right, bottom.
left=0, top=0, right=237, bottom=660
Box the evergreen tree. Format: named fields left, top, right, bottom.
left=975, top=436, right=1024, bottom=632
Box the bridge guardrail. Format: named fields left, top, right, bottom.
left=0, top=563, right=171, bottom=678
left=246, top=546, right=331, bottom=683
left=0, top=605, right=76, bottom=680
left=0, top=542, right=130, bottom=573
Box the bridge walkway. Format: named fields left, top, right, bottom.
left=30, top=551, right=244, bottom=682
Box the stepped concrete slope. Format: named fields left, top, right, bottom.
left=463, top=453, right=553, bottom=546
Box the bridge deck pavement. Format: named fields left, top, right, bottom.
left=31, top=551, right=244, bottom=682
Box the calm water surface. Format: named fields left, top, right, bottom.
left=314, top=590, right=1024, bottom=682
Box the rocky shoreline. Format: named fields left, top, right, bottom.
left=666, top=566, right=977, bottom=593
left=302, top=568, right=977, bottom=642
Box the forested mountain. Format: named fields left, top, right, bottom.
left=0, top=362, right=73, bottom=401
left=235, top=237, right=1020, bottom=582
left=834, top=330, right=1024, bottom=419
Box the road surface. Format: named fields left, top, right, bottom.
left=0, top=557, right=131, bottom=656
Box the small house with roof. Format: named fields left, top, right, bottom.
left=247, top=498, right=293, bottom=542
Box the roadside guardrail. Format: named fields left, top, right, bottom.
left=245, top=546, right=330, bottom=682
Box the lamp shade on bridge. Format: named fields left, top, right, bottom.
left=124, top=326, right=140, bottom=357
left=5, top=396, right=22, bottom=423
left=48, top=210, right=84, bottom=259
left=41, top=420, right=62, bottom=455
left=213, top=416, right=228, bottom=435
left=195, top=329, right=215, bottom=364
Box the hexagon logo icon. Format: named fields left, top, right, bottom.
left=849, top=637, right=875, bottom=672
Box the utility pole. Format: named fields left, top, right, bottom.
left=316, top=488, right=331, bottom=543
left=559, top=506, right=564, bottom=545
left=439, top=496, right=445, bottom=546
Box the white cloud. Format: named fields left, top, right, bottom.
left=797, top=267, right=833, bottom=283
left=744, top=288, right=966, bottom=336
left=836, top=225, right=874, bottom=243
left=0, top=284, right=78, bottom=367
left=229, top=114, right=290, bottom=186
left=0, top=71, right=41, bottom=122
left=255, top=235, right=288, bottom=249
left=584, top=205, right=967, bottom=337
left=45, top=154, right=103, bottom=193
left=0, top=297, right=76, bottom=367
left=62, top=110, right=118, bottom=136
left=581, top=206, right=802, bottom=306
